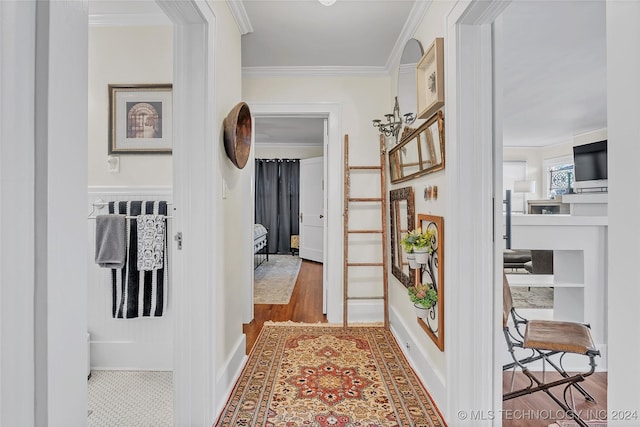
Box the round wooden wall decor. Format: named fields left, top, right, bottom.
left=223, top=102, right=252, bottom=169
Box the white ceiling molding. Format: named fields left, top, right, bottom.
left=89, top=13, right=171, bottom=27
left=242, top=65, right=389, bottom=77
left=226, top=0, right=253, bottom=35
left=384, top=0, right=432, bottom=73
left=255, top=141, right=324, bottom=147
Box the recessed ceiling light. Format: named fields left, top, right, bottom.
left=318, top=0, right=337, bottom=6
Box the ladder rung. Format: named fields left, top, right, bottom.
left=348, top=230, right=382, bottom=234
left=347, top=262, right=384, bottom=267
left=346, top=296, right=385, bottom=300
left=349, top=166, right=381, bottom=170
left=349, top=198, right=382, bottom=202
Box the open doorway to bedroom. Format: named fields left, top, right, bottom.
left=245, top=116, right=328, bottom=352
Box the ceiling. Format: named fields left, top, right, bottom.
left=88, top=0, right=607, bottom=148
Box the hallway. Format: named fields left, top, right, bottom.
left=243, top=259, right=327, bottom=353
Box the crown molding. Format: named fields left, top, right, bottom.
left=255, top=141, right=324, bottom=148
left=385, top=0, right=432, bottom=73
left=89, top=13, right=171, bottom=27
left=242, top=65, right=389, bottom=77
left=226, top=0, right=253, bottom=35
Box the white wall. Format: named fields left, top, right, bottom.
left=211, top=0, right=248, bottom=402
left=87, top=25, right=174, bottom=370
left=255, top=144, right=323, bottom=159
left=385, top=0, right=457, bottom=412
left=88, top=25, right=173, bottom=186
left=87, top=187, right=173, bottom=371
left=606, top=2, right=640, bottom=422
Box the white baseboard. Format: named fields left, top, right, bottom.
left=215, top=334, right=248, bottom=416
left=90, top=341, right=173, bottom=371
left=347, top=299, right=384, bottom=324
left=389, top=307, right=446, bottom=411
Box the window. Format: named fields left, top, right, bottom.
left=542, top=155, right=573, bottom=198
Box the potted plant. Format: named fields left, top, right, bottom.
left=409, top=282, right=438, bottom=319
left=401, top=230, right=419, bottom=268
left=413, top=227, right=435, bottom=264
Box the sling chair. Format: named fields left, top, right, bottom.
left=502, top=273, right=600, bottom=427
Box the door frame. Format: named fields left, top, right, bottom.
left=249, top=102, right=342, bottom=323
left=445, top=1, right=510, bottom=423
left=156, top=0, right=219, bottom=424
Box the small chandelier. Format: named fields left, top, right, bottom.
left=372, top=96, right=415, bottom=145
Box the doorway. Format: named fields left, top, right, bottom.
left=248, top=103, right=343, bottom=324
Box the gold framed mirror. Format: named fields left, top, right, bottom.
left=389, top=187, right=415, bottom=288
left=388, top=111, right=445, bottom=183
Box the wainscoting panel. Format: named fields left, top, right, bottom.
left=88, top=187, right=173, bottom=370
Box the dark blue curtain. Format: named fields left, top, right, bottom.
left=255, top=159, right=300, bottom=254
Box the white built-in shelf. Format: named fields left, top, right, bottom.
left=506, top=274, right=585, bottom=288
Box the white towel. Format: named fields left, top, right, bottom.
left=136, top=214, right=166, bottom=271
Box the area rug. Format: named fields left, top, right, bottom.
left=511, top=286, right=554, bottom=309
left=215, top=324, right=446, bottom=426
left=254, top=255, right=302, bottom=304
left=549, top=421, right=607, bottom=427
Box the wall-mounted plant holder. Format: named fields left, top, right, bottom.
left=415, top=213, right=444, bottom=351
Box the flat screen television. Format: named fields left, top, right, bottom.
left=573, top=140, right=607, bottom=182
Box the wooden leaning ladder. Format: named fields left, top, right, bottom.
left=343, top=134, right=389, bottom=328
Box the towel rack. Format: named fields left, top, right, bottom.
left=88, top=199, right=173, bottom=219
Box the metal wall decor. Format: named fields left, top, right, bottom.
left=415, top=213, right=444, bottom=351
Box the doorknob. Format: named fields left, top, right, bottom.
left=299, top=212, right=303, bottom=222
left=319, top=214, right=324, bottom=219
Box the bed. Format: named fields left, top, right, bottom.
left=254, top=224, right=269, bottom=269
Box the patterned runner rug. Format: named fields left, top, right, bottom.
left=254, top=255, right=302, bottom=304
left=215, top=324, right=446, bottom=426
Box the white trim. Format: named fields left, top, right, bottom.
left=249, top=102, right=343, bottom=323
left=254, top=141, right=323, bottom=148
left=446, top=1, right=510, bottom=425
left=156, top=0, right=218, bottom=425
left=389, top=306, right=446, bottom=408
left=225, top=0, right=253, bottom=35
left=384, top=0, right=432, bottom=72
left=346, top=300, right=385, bottom=324
left=242, top=65, right=388, bottom=77
left=89, top=13, right=171, bottom=27
left=215, top=335, right=247, bottom=415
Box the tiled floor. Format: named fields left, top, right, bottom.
left=88, top=370, right=173, bottom=427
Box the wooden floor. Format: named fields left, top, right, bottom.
left=243, top=258, right=327, bottom=354
left=243, top=259, right=608, bottom=426
left=503, top=371, right=607, bottom=426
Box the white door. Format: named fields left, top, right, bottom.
left=299, top=156, right=325, bottom=263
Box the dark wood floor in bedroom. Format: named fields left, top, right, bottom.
left=243, top=259, right=326, bottom=354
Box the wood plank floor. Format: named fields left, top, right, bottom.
left=503, top=372, right=607, bottom=426
left=243, top=258, right=327, bottom=354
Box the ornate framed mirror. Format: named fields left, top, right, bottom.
left=389, top=187, right=415, bottom=288
left=388, top=111, right=445, bottom=183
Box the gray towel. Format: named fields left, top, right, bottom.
left=95, top=214, right=126, bottom=268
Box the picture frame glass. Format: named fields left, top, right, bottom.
left=109, top=84, right=173, bottom=154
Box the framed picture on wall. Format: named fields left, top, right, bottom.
left=108, top=84, right=173, bottom=154
left=416, top=38, right=444, bottom=120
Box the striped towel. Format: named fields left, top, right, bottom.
left=109, top=201, right=168, bottom=318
